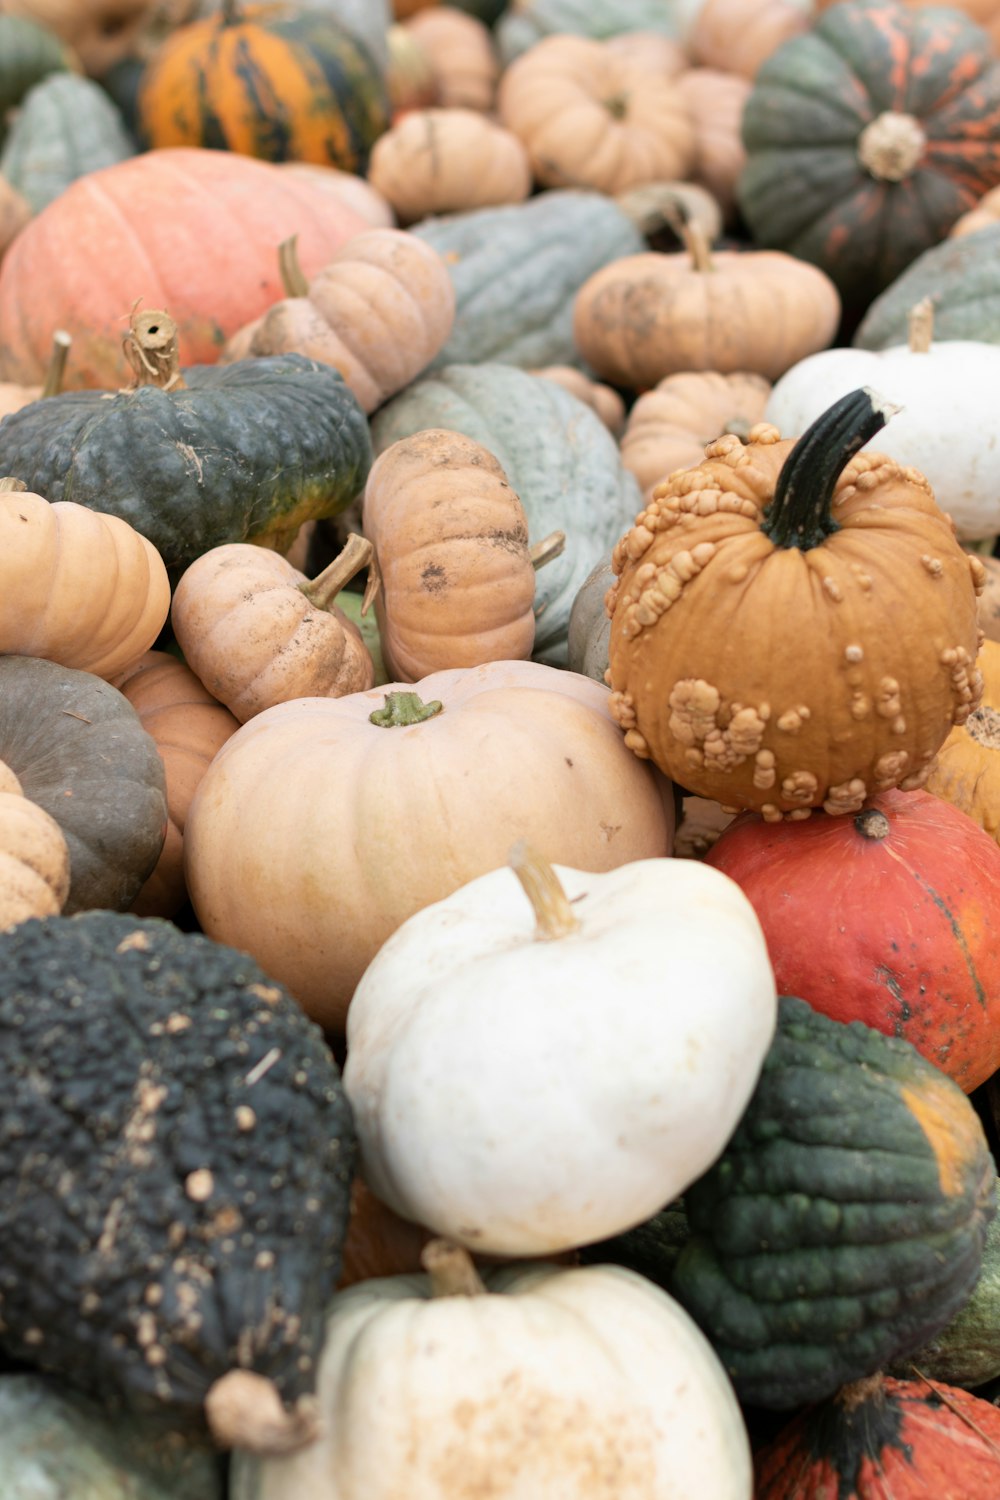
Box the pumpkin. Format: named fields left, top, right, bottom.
left=671, top=995, right=997, bottom=1408
left=368, top=108, right=531, bottom=222
left=950, top=182, right=1000, bottom=238
left=856, top=222, right=1000, bottom=351
left=0, top=173, right=30, bottom=259
left=0, top=656, right=167, bottom=914
left=607, top=388, right=984, bottom=818
left=171, top=535, right=375, bottom=722
left=0, top=14, right=75, bottom=140
left=614, top=177, right=725, bottom=251
left=567, top=556, right=614, bottom=683
left=755, top=1373, right=1000, bottom=1497
left=0, top=759, right=70, bottom=931
left=925, top=639, right=1000, bottom=846
left=0, top=73, right=134, bottom=214
left=221, top=229, right=455, bottom=412
left=687, top=0, right=812, bottom=78
left=370, top=362, right=641, bottom=665
left=620, top=370, right=773, bottom=498
left=497, top=34, right=696, bottom=195
left=0, top=308, right=373, bottom=576
left=0, top=147, right=373, bottom=388
left=0, top=479, right=170, bottom=679
left=232, top=1243, right=753, bottom=1500
left=184, top=659, right=676, bottom=1031
left=604, top=29, right=688, bottom=76
left=766, top=299, right=1000, bottom=541
left=189, top=0, right=392, bottom=69
left=136, top=1, right=389, bottom=170
left=815, top=0, right=1000, bottom=48
left=497, top=0, right=686, bottom=64
left=113, top=651, right=240, bottom=919
left=531, top=364, right=625, bottom=435
left=0, top=0, right=167, bottom=77
left=977, top=555, right=1000, bottom=642
left=674, top=68, right=750, bottom=224
left=739, top=0, right=1000, bottom=315
left=402, top=6, right=498, bottom=112
left=385, top=22, right=438, bottom=115
left=277, top=159, right=395, bottom=227
left=411, top=188, right=645, bottom=371
left=573, top=228, right=841, bottom=389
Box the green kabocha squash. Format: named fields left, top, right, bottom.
left=0, top=1374, right=224, bottom=1499
left=670, top=996, right=997, bottom=1409
left=0, top=309, right=372, bottom=575
left=497, top=0, right=683, bottom=62
left=856, top=222, right=1000, bottom=349
left=0, top=74, right=135, bottom=214
left=0, top=911, right=356, bottom=1454
left=411, top=191, right=644, bottom=371
left=0, top=15, right=76, bottom=149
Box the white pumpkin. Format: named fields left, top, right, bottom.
left=343, top=846, right=777, bottom=1256
left=229, top=1242, right=753, bottom=1500
left=765, top=301, right=1000, bottom=541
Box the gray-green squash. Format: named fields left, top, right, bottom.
left=497, top=0, right=684, bottom=62
left=411, top=191, right=645, bottom=371
left=1, top=74, right=135, bottom=215
left=370, top=363, right=641, bottom=665
left=855, top=224, right=1000, bottom=350
left=0, top=16, right=76, bottom=149
left=567, top=557, right=614, bottom=682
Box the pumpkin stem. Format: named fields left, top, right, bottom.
left=836, top=1373, right=886, bottom=1411
left=422, top=1240, right=488, bottom=1298
left=299, top=534, right=373, bottom=611
left=122, top=308, right=187, bottom=392
left=854, top=806, right=891, bottom=841
left=857, top=111, right=926, bottom=183
left=40, top=330, right=72, bottom=399
left=530, top=530, right=566, bottom=571
left=907, top=297, right=934, bottom=353
left=204, top=1370, right=321, bottom=1455
left=278, top=235, right=311, bottom=299
left=369, top=691, right=443, bottom=727
left=683, top=221, right=714, bottom=274
left=0, top=477, right=28, bottom=493
left=509, top=840, right=580, bottom=941
left=762, top=387, right=900, bottom=551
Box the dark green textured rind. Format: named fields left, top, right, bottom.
left=0, top=354, right=372, bottom=576
left=670, top=996, right=997, bottom=1409
left=0, top=74, right=135, bottom=214
left=854, top=224, right=1000, bottom=348
left=0, top=657, right=166, bottom=915
left=580, top=1201, right=691, bottom=1285
left=0, top=912, right=356, bottom=1431
left=411, top=192, right=645, bottom=371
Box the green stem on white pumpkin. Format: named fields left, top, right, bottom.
left=422, top=1240, right=488, bottom=1298
left=278, top=235, right=311, bottom=299
left=122, top=308, right=187, bottom=392
left=530, top=531, right=566, bottom=570
left=907, top=298, right=933, bottom=354
left=299, top=534, right=373, bottom=611
left=0, top=477, right=27, bottom=493
left=509, top=840, right=580, bottom=941
left=369, top=691, right=443, bottom=727
left=40, top=330, right=72, bottom=399
left=763, top=387, right=900, bottom=551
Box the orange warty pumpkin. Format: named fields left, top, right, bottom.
left=926, top=638, right=1000, bottom=844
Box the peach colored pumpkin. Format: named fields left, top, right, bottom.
left=531, top=366, right=626, bottom=435
left=0, top=758, right=70, bottom=932
left=114, top=650, right=240, bottom=918
left=621, top=370, right=773, bottom=497
left=171, top=535, right=375, bottom=723
left=277, top=161, right=396, bottom=228
left=0, top=481, right=170, bottom=679
left=367, top=108, right=532, bottom=223
left=950, top=183, right=1000, bottom=239
left=605, top=31, right=688, bottom=77
left=403, top=7, right=499, bottom=113
left=184, top=658, right=676, bottom=1030
left=497, top=34, right=696, bottom=195
left=0, top=175, right=30, bottom=262
left=688, top=0, right=813, bottom=80
left=363, top=429, right=537, bottom=681
left=675, top=68, right=751, bottom=225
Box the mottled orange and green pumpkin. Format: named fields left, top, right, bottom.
left=137, top=1, right=389, bottom=170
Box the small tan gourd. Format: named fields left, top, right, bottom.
left=367, top=108, right=532, bottom=224
left=0, top=759, right=70, bottom=931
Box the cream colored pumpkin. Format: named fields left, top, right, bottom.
left=403, top=7, right=499, bottom=112
left=345, top=846, right=777, bottom=1255
left=367, top=109, right=532, bottom=224
left=0, top=760, right=71, bottom=931
left=230, top=1245, right=753, bottom=1500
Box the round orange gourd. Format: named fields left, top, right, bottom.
left=0, top=758, right=70, bottom=932
left=621, top=371, right=773, bottom=498
left=114, top=651, right=240, bottom=918
left=607, top=389, right=984, bottom=820
left=403, top=7, right=498, bottom=112
left=171, top=535, right=375, bottom=723
left=674, top=68, right=751, bottom=225
left=0, top=481, right=170, bottom=679
left=688, top=0, right=813, bottom=79
left=926, top=638, right=1000, bottom=844
left=363, top=429, right=538, bottom=681
left=367, top=108, right=532, bottom=223
left=497, top=34, right=696, bottom=195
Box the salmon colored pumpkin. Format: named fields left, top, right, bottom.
left=620, top=370, right=772, bottom=497
left=278, top=162, right=396, bottom=228
left=403, top=7, right=498, bottom=112
left=0, top=758, right=70, bottom=932
left=926, top=639, right=1000, bottom=845
left=367, top=108, right=532, bottom=223
left=688, top=0, right=812, bottom=79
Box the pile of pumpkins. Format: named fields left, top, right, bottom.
left=6, top=0, right=1000, bottom=1495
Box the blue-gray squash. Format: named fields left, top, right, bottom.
left=497, top=0, right=684, bottom=62
left=0, top=74, right=135, bottom=214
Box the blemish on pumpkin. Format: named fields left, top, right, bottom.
left=899, top=1075, right=983, bottom=1197
left=421, top=563, right=448, bottom=594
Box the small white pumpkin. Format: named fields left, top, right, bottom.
left=765, top=299, right=1000, bottom=541
left=229, top=1241, right=753, bottom=1500
left=344, top=845, right=777, bottom=1256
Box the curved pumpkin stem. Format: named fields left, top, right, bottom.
left=369, top=691, right=443, bottom=727
left=299, top=534, right=373, bottom=611
left=278, top=235, right=311, bottom=299
left=422, top=1240, right=487, bottom=1298
left=0, top=478, right=27, bottom=493
left=530, top=531, right=565, bottom=570
left=509, top=840, right=580, bottom=940
left=763, top=387, right=900, bottom=551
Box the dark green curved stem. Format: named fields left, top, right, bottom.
left=369, top=692, right=443, bottom=728
left=763, top=387, right=898, bottom=551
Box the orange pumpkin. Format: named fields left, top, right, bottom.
left=926, top=638, right=1000, bottom=844
left=403, top=7, right=498, bottom=112
left=977, top=554, right=1000, bottom=641
left=620, top=371, right=773, bottom=498
left=367, top=108, right=532, bottom=223
left=604, top=31, right=688, bottom=77
left=277, top=162, right=396, bottom=228
left=0, top=758, right=70, bottom=932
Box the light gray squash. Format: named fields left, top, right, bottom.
left=567, top=557, right=614, bottom=683
left=0, top=74, right=135, bottom=214
left=370, top=364, right=641, bottom=666
left=497, top=0, right=684, bottom=62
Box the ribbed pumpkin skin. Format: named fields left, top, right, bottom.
left=739, top=0, right=1000, bottom=312
left=0, top=75, right=134, bottom=215
left=671, top=996, right=997, bottom=1410
left=755, top=1373, right=1000, bottom=1497
left=927, top=639, right=1000, bottom=845
left=138, top=5, right=389, bottom=169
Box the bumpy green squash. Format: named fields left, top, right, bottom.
left=671, top=995, right=997, bottom=1409
left=497, top=0, right=683, bottom=62
left=0, top=74, right=135, bottom=214
left=411, top=191, right=644, bottom=371
left=0, top=16, right=75, bottom=148
left=855, top=223, right=1000, bottom=349
left=370, top=363, right=641, bottom=665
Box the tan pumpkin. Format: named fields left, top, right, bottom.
left=497, top=34, right=696, bottom=195
left=277, top=161, right=396, bottom=229
left=0, top=0, right=166, bottom=76
left=0, top=758, right=70, bottom=932
left=573, top=228, right=841, bottom=389
left=403, top=7, right=498, bottom=113
left=926, top=638, right=1000, bottom=843
left=688, top=0, right=813, bottom=79
left=621, top=370, right=773, bottom=497
left=950, top=183, right=1000, bottom=239
left=114, top=651, right=240, bottom=918
left=171, top=534, right=375, bottom=723
left=0, top=175, right=30, bottom=261
left=0, top=480, right=170, bottom=679
left=0, top=328, right=71, bottom=419
left=675, top=68, right=751, bottom=225
left=222, top=229, right=455, bottom=412
left=531, top=365, right=626, bottom=436
left=977, top=554, right=1000, bottom=642
left=367, top=108, right=532, bottom=223
left=386, top=22, right=439, bottom=116
left=604, top=30, right=688, bottom=77
left=363, top=429, right=539, bottom=681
